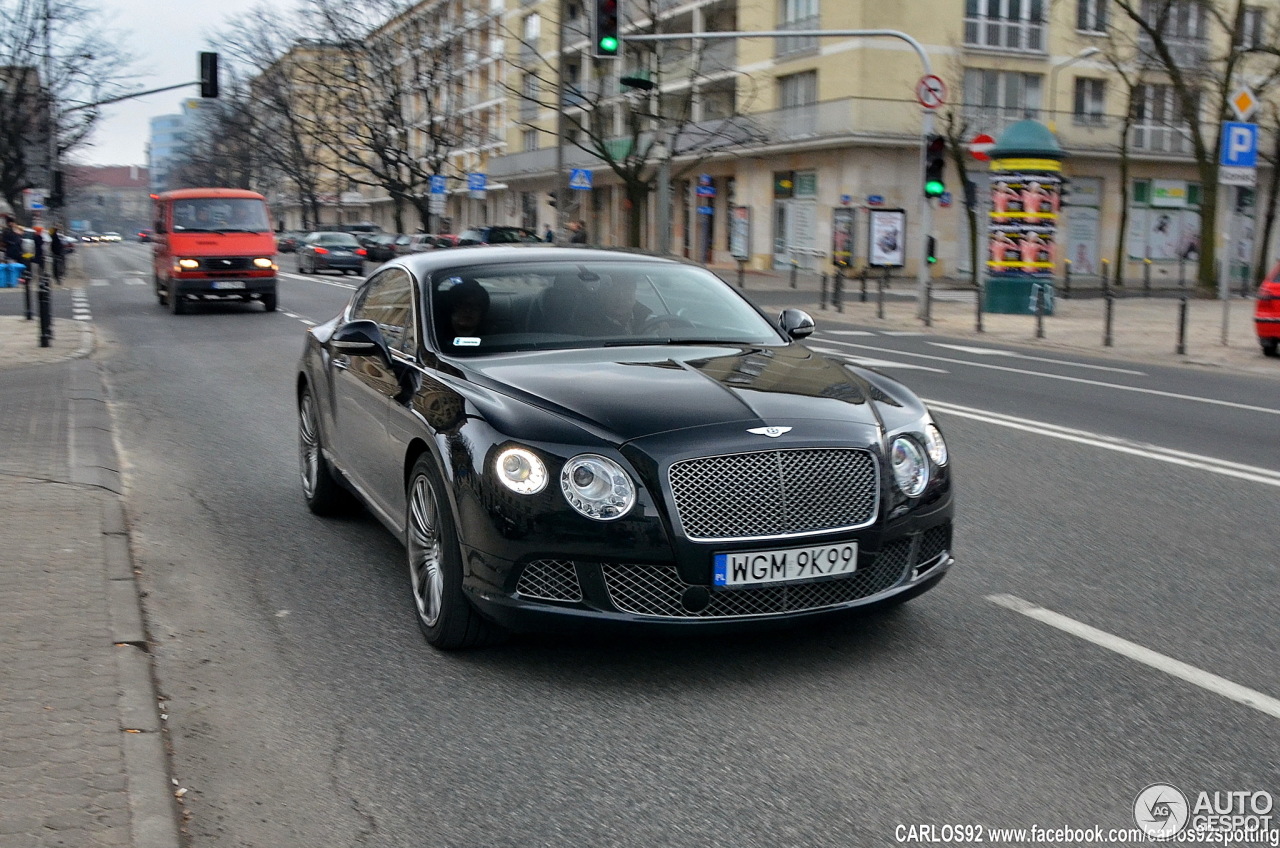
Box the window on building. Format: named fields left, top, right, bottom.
left=964, top=0, right=1046, bottom=52
left=1077, top=0, right=1108, bottom=32
left=776, top=0, right=818, bottom=56
left=1073, top=77, right=1106, bottom=125
left=963, top=68, right=1043, bottom=131
left=522, top=129, right=539, bottom=152
left=1130, top=83, right=1195, bottom=153
left=1235, top=6, right=1265, bottom=48
left=779, top=70, right=817, bottom=108
left=522, top=13, right=540, bottom=43
left=1139, top=0, right=1208, bottom=64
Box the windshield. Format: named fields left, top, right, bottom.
left=430, top=260, right=783, bottom=355
left=172, top=198, right=270, bottom=233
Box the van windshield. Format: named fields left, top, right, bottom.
left=172, top=198, right=270, bottom=233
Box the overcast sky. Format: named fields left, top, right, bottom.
left=74, top=0, right=270, bottom=167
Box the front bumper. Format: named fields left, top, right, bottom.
left=462, top=518, right=954, bottom=635
left=173, top=275, right=276, bottom=297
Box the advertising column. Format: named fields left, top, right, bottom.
left=985, top=120, right=1064, bottom=315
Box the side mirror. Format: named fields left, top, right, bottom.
left=778, top=308, right=815, bottom=340
left=330, top=319, right=389, bottom=358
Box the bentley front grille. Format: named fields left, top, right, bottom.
left=668, top=448, right=878, bottom=541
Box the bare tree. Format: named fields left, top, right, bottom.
left=1109, top=0, right=1280, bottom=293
left=166, top=82, right=262, bottom=191
left=505, top=0, right=761, bottom=247
left=0, top=0, right=133, bottom=220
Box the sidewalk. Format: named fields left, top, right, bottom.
left=715, top=265, right=1279, bottom=378
left=0, top=272, right=180, bottom=847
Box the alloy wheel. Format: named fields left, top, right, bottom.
left=407, top=475, right=444, bottom=627
left=299, top=392, right=321, bottom=499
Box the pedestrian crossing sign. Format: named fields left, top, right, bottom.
left=569, top=169, right=593, bottom=190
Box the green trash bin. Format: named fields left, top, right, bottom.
left=984, top=276, right=1055, bottom=315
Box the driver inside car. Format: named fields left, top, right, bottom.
left=587, top=273, right=653, bottom=336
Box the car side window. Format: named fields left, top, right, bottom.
left=350, top=268, right=418, bottom=356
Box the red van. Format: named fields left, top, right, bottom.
left=1258, top=264, right=1280, bottom=357
left=152, top=188, right=278, bottom=314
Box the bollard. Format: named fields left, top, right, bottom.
left=22, top=265, right=33, bottom=320
left=833, top=272, right=844, bottom=313
left=975, top=280, right=984, bottom=333
left=923, top=281, right=932, bottom=327
left=876, top=271, right=885, bottom=319
left=1178, top=256, right=1186, bottom=288
left=789, top=259, right=798, bottom=289
left=1034, top=283, right=1045, bottom=339
left=1143, top=258, right=1151, bottom=297
left=1176, top=295, right=1188, bottom=355
left=1100, top=258, right=1110, bottom=297
left=1063, top=259, right=1072, bottom=300
left=38, top=269, right=52, bottom=348
left=859, top=266, right=868, bottom=303
left=883, top=264, right=891, bottom=294
left=736, top=258, right=745, bottom=289
left=819, top=273, right=828, bottom=310
left=1103, top=289, right=1114, bottom=347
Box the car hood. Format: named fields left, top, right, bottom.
left=457, top=343, right=899, bottom=443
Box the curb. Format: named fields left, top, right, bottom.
left=71, top=359, right=182, bottom=848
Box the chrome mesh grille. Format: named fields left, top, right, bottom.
left=600, top=548, right=910, bottom=619
left=668, top=448, right=878, bottom=540
left=515, top=559, right=583, bottom=603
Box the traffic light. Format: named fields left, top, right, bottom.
left=926, top=236, right=938, bottom=265
left=924, top=134, right=946, bottom=198
left=593, top=0, right=621, bottom=58
left=199, top=52, right=219, bottom=98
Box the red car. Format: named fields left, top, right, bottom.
left=1258, top=266, right=1280, bottom=357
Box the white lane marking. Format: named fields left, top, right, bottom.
left=90, top=278, right=109, bottom=286
left=71, top=289, right=92, bottom=321
left=124, top=278, right=145, bottom=285
left=826, top=330, right=876, bottom=336
left=929, top=342, right=1146, bottom=375
left=811, top=347, right=950, bottom=373
left=823, top=339, right=1280, bottom=417
left=880, top=330, right=923, bottom=336
left=926, top=398, right=1280, bottom=487
left=988, top=594, right=1280, bottom=721
left=282, top=311, right=317, bottom=326
left=278, top=271, right=358, bottom=290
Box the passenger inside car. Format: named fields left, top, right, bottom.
left=436, top=277, right=490, bottom=347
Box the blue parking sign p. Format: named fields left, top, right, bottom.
left=1220, top=122, right=1258, bottom=168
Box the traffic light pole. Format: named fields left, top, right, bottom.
left=627, top=29, right=937, bottom=319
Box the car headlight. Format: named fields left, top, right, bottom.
left=889, top=436, right=929, bottom=498
left=925, top=423, right=948, bottom=467
left=177, top=258, right=199, bottom=269
left=253, top=257, right=275, bottom=269
left=495, top=447, right=547, bottom=495
left=560, top=454, right=635, bottom=521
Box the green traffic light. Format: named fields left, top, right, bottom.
left=924, top=180, right=945, bottom=197
left=599, top=36, right=618, bottom=53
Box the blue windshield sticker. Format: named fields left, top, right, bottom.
left=453, top=337, right=481, bottom=346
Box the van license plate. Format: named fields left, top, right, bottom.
left=212, top=281, right=245, bottom=290
left=713, top=541, right=858, bottom=588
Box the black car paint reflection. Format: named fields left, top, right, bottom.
left=297, top=247, right=954, bottom=649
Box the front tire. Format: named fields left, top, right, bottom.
left=169, top=283, right=185, bottom=315
left=262, top=292, right=278, bottom=312
left=1264, top=338, right=1279, bottom=358
left=299, top=387, right=353, bottom=515
left=406, top=456, right=503, bottom=650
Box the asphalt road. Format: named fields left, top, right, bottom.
left=83, top=244, right=1280, bottom=847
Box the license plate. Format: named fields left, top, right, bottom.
left=212, top=280, right=245, bottom=290
left=713, top=541, right=858, bottom=588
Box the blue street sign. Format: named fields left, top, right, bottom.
left=697, top=205, right=714, bottom=215
left=696, top=185, right=716, bottom=197
left=698, top=173, right=712, bottom=186
left=867, top=195, right=885, bottom=206
left=840, top=194, right=852, bottom=206
left=1220, top=122, right=1258, bottom=168
left=467, top=172, right=487, bottom=192
left=939, top=191, right=953, bottom=207
left=429, top=175, right=447, bottom=195
left=569, top=169, right=593, bottom=190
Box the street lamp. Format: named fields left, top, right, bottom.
left=1048, top=46, right=1101, bottom=133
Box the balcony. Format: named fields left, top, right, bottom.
left=963, top=14, right=1045, bottom=53
left=1130, top=123, right=1194, bottom=155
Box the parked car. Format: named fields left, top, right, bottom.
left=276, top=232, right=304, bottom=253
left=365, top=233, right=402, bottom=263
left=101, top=232, right=122, bottom=243
left=136, top=229, right=153, bottom=243
left=430, top=233, right=460, bottom=248
left=296, top=246, right=954, bottom=649
left=396, top=234, right=437, bottom=255
left=455, top=226, right=542, bottom=246
left=1257, top=264, right=1280, bottom=357
left=297, top=231, right=366, bottom=275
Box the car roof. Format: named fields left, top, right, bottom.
left=385, top=245, right=691, bottom=275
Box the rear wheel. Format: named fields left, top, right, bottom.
left=406, top=456, right=504, bottom=650
left=298, top=387, right=353, bottom=516
left=298, top=257, right=310, bottom=274
left=1264, top=338, right=1279, bottom=357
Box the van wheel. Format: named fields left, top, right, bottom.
left=262, top=293, right=277, bottom=312
left=169, top=285, right=186, bottom=315
left=1264, top=339, right=1279, bottom=358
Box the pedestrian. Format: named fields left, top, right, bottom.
left=3, top=217, right=26, bottom=282
left=50, top=227, right=65, bottom=284
left=543, top=223, right=554, bottom=243
left=569, top=220, right=587, bottom=244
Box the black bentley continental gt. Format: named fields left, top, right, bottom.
left=296, top=246, right=954, bottom=649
